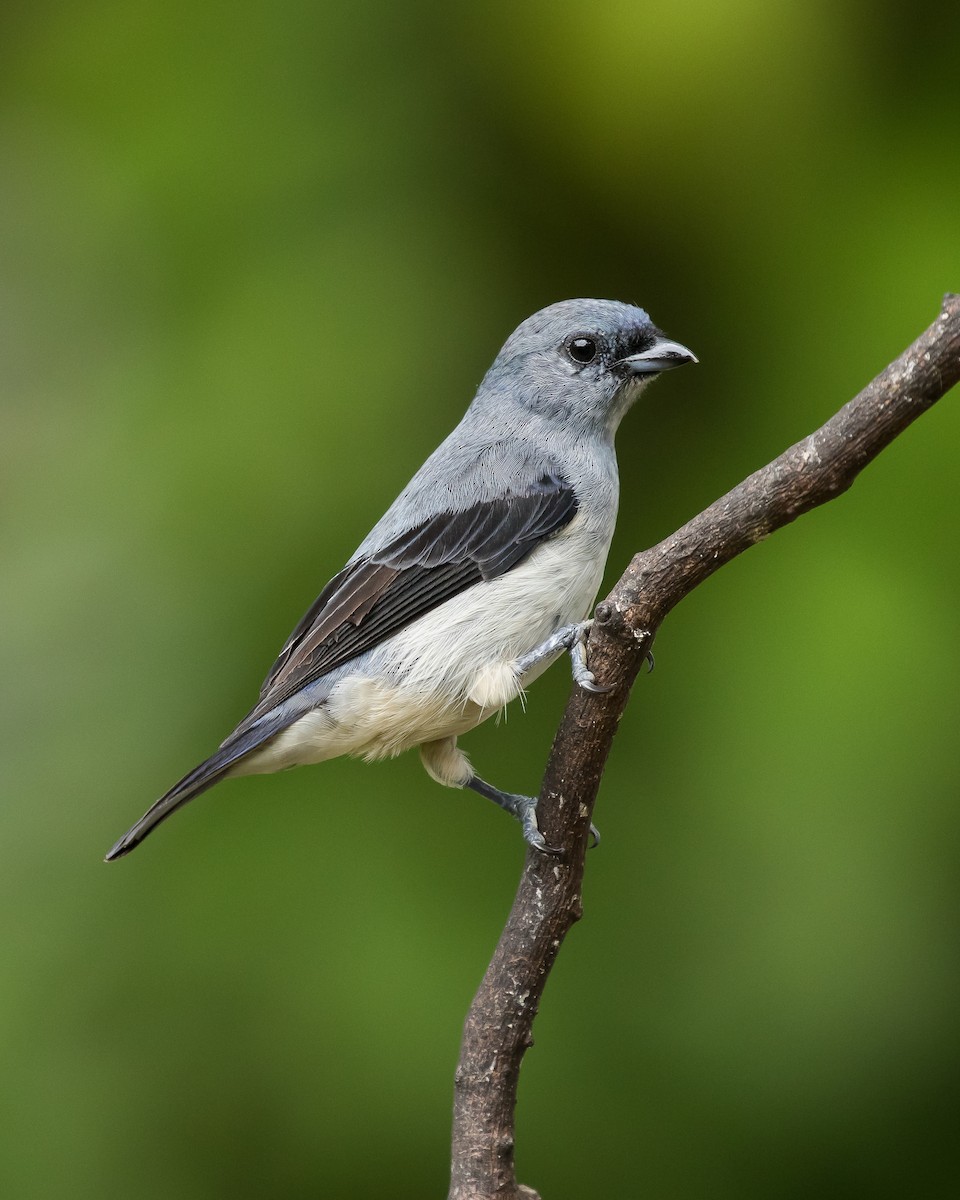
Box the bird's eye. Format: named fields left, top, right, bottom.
left=565, top=335, right=598, bottom=365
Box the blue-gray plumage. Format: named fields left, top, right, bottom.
left=105, top=299, right=696, bottom=861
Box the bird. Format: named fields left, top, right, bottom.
left=105, top=299, right=696, bottom=861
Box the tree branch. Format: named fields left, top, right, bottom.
left=448, top=294, right=960, bottom=1200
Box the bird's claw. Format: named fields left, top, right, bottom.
left=516, top=795, right=562, bottom=856
left=514, top=789, right=599, bottom=856
left=570, top=625, right=613, bottom=693
left=578, top=672, right=615, bottom=695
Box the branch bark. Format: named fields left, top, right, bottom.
left=448, top=294, right=960, bottom=1200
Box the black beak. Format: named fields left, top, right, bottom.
left=619, top=337, right=698, bottom=376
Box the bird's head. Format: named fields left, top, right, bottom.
left=480, top=298, right=697, bottom=438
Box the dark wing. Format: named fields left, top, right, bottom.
left=249, top=471, right=578, bottom=720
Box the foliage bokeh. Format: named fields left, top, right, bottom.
left=2, top=2, right=959, bottom=1196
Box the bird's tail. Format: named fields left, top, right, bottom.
left=104, top=710, right=295, bottom=862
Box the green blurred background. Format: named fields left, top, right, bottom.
left=3, top=1, right=959, bottom=1196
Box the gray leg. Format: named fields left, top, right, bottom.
left=467, top=775, right=600, bottom=854
left=515, top=620, right=612, bottom=694
left=468, top=621, right=611, bottom=853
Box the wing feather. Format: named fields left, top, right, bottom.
left=248, top=472, right=578, bottom=721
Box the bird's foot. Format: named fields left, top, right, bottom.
left=467, top=776, right=560, bottom=855
left=569, top=623, right=614, bottom=694
left=466, top=776, right=600, bottom=854
left=515, top=619, right=612, bottom=694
